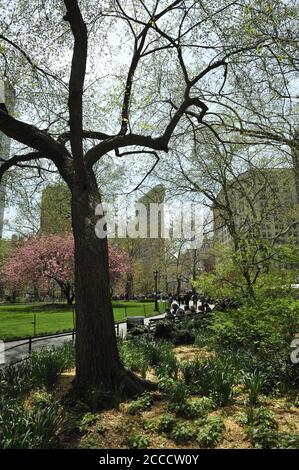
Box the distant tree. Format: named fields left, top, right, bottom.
left=2, top=234, right=129, bottom=304
left=0, top=238, right=13, bottom=298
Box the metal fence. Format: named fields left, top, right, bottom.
left=1, top=322, right=126, bottom=368
left=0, top=301, right=168, bottom=340
left=0, top=301, right=168, bottom=368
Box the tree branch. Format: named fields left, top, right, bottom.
left=115, top=149, right=160, bottom=193
left=0, top=34, right=67, bottom=88
left=0, top=109, right=72, bottom=183
left=0, top=151, right=43, bottom=182
left=63, top=0, right=88, bottom=162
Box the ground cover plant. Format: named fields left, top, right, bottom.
left=0, top=295, right=298, bottom=449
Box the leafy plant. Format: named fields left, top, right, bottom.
left=277, top=433, right=299, bottom=449
left=159, top=378, right=188, bottom=405
left=181, top=356, right=237, bottom=406
left=157, top=415, right=177, bottom=434
left=243, top=371, right=266, bottom=407
left=0, top=361, right=34, bottom=399
left=126, top=393, right=153, bottom=415
left=30, top=343, right=74, bottom=390
left=170, top=397, right=215, bottom=419
left=245, top=406, right=279, bottom=449
left=154, top=321, right=175, bottom=340
left=127, top=433, right=150, bottom=449
left=79, top=413, right=98, bottom=432
left=170, top=422, right=195, bottom=444
left=172, top=329, right=195, bottom=345
left=0, top=398, right=64, bottom=449
left=196, top=416, right=225, bottom=448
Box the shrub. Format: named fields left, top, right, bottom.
left=121, top=337, right=178, bottom=378
left=154, top=352, right=179, bottom=379
left=170, top=397, right=215, bottom=419
left=30, top=390, right=55, bottom=407
left=159, top=378, right=188, bottom=405
left=118, top=341, right=150, bottom=377
left=157, top=415, right=177, bottom=433
left=196, top=416, right=225, bottom=448
left=127, top=393, right=153, bottom=415
left=181, top=356, right=237, bottom=406
left=0, top=398, right=64, bottom=449
left=0, top=342, right=75, bottom=399
left=245, top=407, right=279, bottom=449
left=30, top=342, right=75, bottom=390
left=208, top=299, right=299, bottom=356
left=170, top=423, right=195, bottom=444
left=154, top=321, right=175, bottom=340
left=128, top=433, right=150, bottom=449
left=172, top=329, right=195, bottom=345
left=246, top=425, right=279, bottom=449
left=208, top=360, right=237, bottom=406
left=277, top=433, right=299, bottom=449
left=0, top=361, right=34, bottom=399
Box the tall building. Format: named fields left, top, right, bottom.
left=40, top=184, right=71, bottom=233
left=0, top=79, right=15, bottom=238
left=213, top=167, right=299, bottom=246
left=134, top=184, right=165, bottom=265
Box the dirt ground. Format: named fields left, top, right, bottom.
left=56, top=344, right=299, bottom=449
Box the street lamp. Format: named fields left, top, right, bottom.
left=153, top=270, right=159, bottom=312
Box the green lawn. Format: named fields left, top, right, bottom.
left=0, top=301, right=167, bottom=341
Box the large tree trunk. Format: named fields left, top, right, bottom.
left=71, top=173, right=153, bottom=397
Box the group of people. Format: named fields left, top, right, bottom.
left=164, top=292, right=213, bottom=319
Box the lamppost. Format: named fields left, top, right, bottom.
left=153, top=270, right=159, bottom=312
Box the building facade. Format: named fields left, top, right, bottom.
left=213, top=168, right=299, bottom=247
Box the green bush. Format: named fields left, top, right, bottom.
left=196, top=416, right=225, bottom=448
left=159, top=378, right=188, bottom=405
left=170, top=422, right=195, bottom=444
left=154, top=321, right=175, bottom=340
left=277, top=433, right=299, bottom=449
left=127, top=433, right=150, bottom=449
left=245, top=407, right=279, bottom=449
left=0, top=361, right=34, bottom=399
left=181, top=356, right=237, bottom=406
left=208, top=299, right=299, bottom=356
left=0, top=342, right=75, bottom=399
left=120, top=337, right=178, bottom=378
left=172, top=329, right=195, bottom=345
left=0, top=398, right=64, bottom=449
left=127, top=393, right=153, bottom=415
left=157, top=415, right=177, bottom=433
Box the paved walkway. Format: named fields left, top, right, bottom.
left=1, top=312, right=166, bottom=368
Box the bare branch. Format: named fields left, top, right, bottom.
left=63, top=0, right=88, bottom=162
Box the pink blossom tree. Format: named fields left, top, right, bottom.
left=2, top=235, right=129, bottom=304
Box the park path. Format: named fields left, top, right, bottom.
left=1, top=312, right=166, bottom=367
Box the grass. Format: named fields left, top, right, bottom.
left=0, top=301, right=167, bottom=341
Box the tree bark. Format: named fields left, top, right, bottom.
left=71, top=171, right=154, bottom=396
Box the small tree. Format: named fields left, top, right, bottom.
left=2, top=234, right=129, bottom=304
